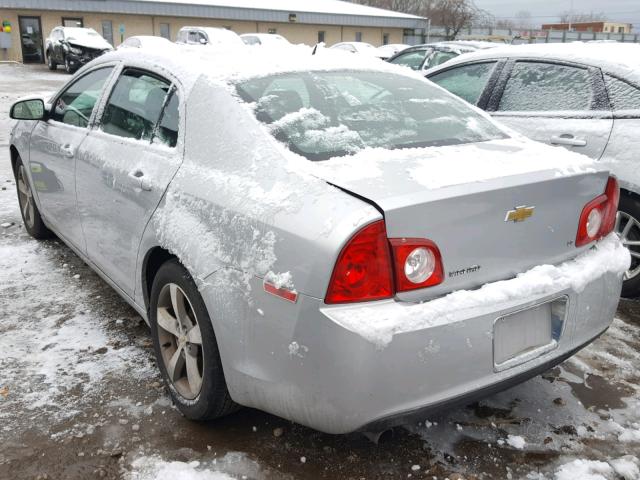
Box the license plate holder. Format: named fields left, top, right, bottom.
left=493, top=297, right=567, bottom=372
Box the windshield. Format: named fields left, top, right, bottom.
left=65, top=28, right=100, bottom=41
left=236, top=70, right=507, bottom=161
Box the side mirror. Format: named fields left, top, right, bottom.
left=199, top=38, right=207, bottom=45
left=10, top=98, right=46, bottom=120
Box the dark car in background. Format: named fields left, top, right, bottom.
left=45, top=27, right=113, bottom=73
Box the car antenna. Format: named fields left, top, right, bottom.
left=312, top=42, right=325, bottom=55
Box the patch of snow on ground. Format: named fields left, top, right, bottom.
left=128, top=457, right=235, bottom=480
left=127, top=452, right=264, bottom=480
left=506, top=434, right=526, bottom=450
left=609, top=456, right=640, bottom=480
left=554, top=459, right=614, bottom=480
left=0, top=240, right=156, bottom=427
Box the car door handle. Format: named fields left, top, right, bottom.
left=60, top=144, right=75, bottom=158
left=128, top=170, right=152, bottom=191
left=550, top=135, right=587, bottom=147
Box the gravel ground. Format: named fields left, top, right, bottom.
left=0, top=63, right=639, bottom=480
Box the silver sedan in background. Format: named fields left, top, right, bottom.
left=426, top=42, right=640, bottom=295
left=9, top=46, right=627, bottom=433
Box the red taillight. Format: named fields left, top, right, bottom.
left=389, top=238, right=444, bottom=292
left=325, top=220, right=445, bottom=304
left=325, top=220, right=394, bottom=304
left=576, top=176, right=619, bottom=247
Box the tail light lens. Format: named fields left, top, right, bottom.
left=325, top=221, right=444, bottom=304
left=325, top=220, right=394, bottom=304
left=576, top=176, right=619, bottom=247
left=389, top=239, right=444, bottom=292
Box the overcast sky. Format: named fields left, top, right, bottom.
left=475, top=0, right=640, bottom=28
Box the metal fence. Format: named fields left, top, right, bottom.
left=404, top=27, right=640, bottom=45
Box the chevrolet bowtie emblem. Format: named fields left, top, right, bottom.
left=505, top=205, right=535, bottom=223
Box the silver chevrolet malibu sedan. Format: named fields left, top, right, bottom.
left=9, top=46, right=628, bottom=434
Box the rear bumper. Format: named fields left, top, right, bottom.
left=359, top=326, right=607, bottom=432
left=201, top=240, right=626, bottom=434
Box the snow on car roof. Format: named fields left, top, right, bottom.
left=133, top=0, right=423, bottom=19
left=437, top=42, right=640, bottom=82
left=93, top=43, right=424, bottom=93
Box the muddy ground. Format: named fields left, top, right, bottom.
left=0, top=63, right=638, bottom=480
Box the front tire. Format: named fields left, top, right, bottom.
left=64, top=55, right=73, bottom=74
left=149, top=259, right=238, bottom=420
left=617, top=191, right=640, bottom=297
left=14, top=158, right=53, bottom=239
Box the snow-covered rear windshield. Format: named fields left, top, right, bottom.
left=236, top=71, right=507, bottom=161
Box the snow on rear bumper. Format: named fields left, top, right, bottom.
left=323, top=234, right=629, bottom=348
left=213, top=236, right=627, bottom=434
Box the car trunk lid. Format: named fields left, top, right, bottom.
left=312, top=139, right=609, bottom=302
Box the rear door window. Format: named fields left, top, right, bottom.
left=100, top=68, right=172, bottom=142
left=389, top=49, right=429, bottom=70
left=604, top=75, right=640, bottom=111
left=498, top=62, right=592, bottom=112
left=51, top=67, right=113, bottom=128
left=426, top=50, right=458, bottom=68
left=429, top=62, right=497, bottom=105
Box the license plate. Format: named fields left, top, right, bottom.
left=493, top=297, right=567, bottom=371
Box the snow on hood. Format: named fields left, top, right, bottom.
left=65, top=28, right=112, bottom=50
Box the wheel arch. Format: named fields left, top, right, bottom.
left=620, top=186, right=640, bottom=202
left=9, top=144, right=20, bottom=175
left=141, top=246, right=176, bottom=311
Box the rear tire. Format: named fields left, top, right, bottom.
left=617, top=191, right=640, bottom=298
left=149, top=259, right=238, bottom=420
left=47, top=51, right=57, bottom=70
left=14, top=157, right=53, bottom=240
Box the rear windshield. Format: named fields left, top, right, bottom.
left=236, top=70, right=507, bottom=161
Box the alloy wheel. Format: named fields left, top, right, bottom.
left=17, top=165, right=35, bottom=230
left=616, top=211, right=640, bottom=280
left=156, top=283, right=204, bottom=400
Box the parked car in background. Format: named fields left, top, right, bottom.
left=176, top=26, right=244, bottom=47
left=240, top=33, right=290, bottom=47
left=8, top=45, right=626, bottom=434
left=330, top=41, right=383, bottom=57
left=45, top=27, right=113, bottom=73
left=119, top=35, right=173, bottom=50
left=388, top=41, right=497, bottom=72
left=425, top=42, right=640, bottom=295
left=376, top=43, right=410, bottom=60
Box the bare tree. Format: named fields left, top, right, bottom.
left=349, top=0, right=486, bottom=40
left=515, top=10, right=532, bottom=30
left=429, top=0, right=481, bottom=39
left=558, top=11, right=607, bottom=24
left=494, top=18, right=515, bottom=29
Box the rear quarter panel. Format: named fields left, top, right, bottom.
left=140, top=77, right=380, bottom=381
